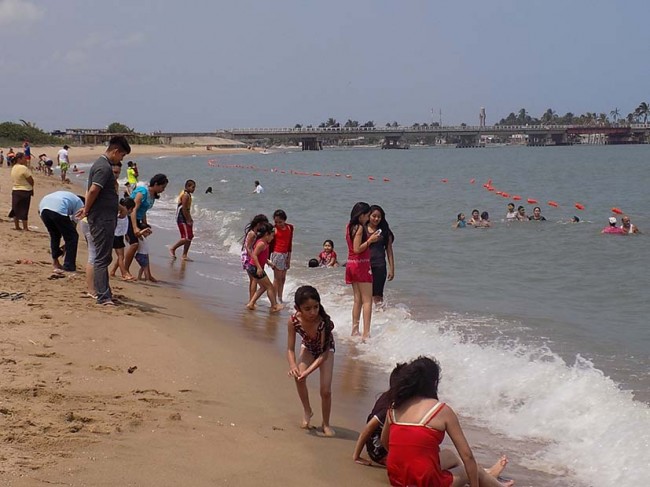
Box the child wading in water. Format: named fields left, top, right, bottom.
left=242, top=214, right=269, bottom=301
left=245, top=222, right=283, bottom=312
left=346, top=202, right=381, bottom=339
left=269, top=209, right=294, bottom=303
left=287, top=285, right=335, bottom=437
left=135, top=225, right=154, bottom=282
left=318, top=239, right=339, bottom=267
left=170, top=179, right=196, bottom=261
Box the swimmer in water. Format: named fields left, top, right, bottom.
left=205, top=186, right=213, bottom=194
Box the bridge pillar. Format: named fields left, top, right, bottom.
left=301, top=137, right=321, bottom=151
left=527, top=134, right=549, bottom=146
left=550, top=133, right=569, bottom=146
left=456, top=134, right=480, bottom=148
left=382, top=135, right=407, bottom=149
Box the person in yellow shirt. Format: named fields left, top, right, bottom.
left=125, top=161, right=138, bottom=193
left=10, top=152, right=35, bottom=231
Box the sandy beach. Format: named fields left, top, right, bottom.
left=0, top=167, right=389, bottom=485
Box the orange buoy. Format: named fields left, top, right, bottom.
left=527, top=198, right=538, bottom=204
left=496, top=191, right=503, bottom=196
left=313, top=172, right=321, bottom=176
left=383, top=177, right=390, bottom=182
left=368, top=176, right=375, bottom=181
left=513, top=195, right=522, bottom=201
left=547, top=201, right=559, bottom=208
left=470, top=178, right=476, bottom=184
left=501, top=192, right=510, bottom=198
left=611, top=207, right=623, bottom=215
left=574, top=203, right=585, bottom=210
left=441, top=178, right=448, bottom=183
left=487, top=187, right=495, bottom=192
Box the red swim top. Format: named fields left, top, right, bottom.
left=249, top=240, right=269, bottom=267
left=386, top=402, right=453, bottom=487
left=271, top=223, right=294, bottom=253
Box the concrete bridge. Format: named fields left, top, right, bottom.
left=149, top=124, right=650, bottom=150
left=220, top=124, right=650, bottom=149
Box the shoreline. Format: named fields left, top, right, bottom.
left=0, top=160, right=550, bottom=485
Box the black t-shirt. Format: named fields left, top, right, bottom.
left=529, top=216, right=546, bottom=221
left=87, top=155, right=118, bottom=220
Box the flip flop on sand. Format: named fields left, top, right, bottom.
left=47, top=274, right=66, bottom=280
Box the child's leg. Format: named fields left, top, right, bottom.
left=444, top=450, right=513, bottom=487
left=182, top=239, right=193, bottom=260
left=273, top=268, right=287, bottom=303
left=351, top=283, right=362, bottom=335
left=116, top=248, right=133, bottom=279
left=319, top=351, right=335, bottom=436
left=261, top=276, right=283, bottom=312
left=109, top=249, right=119, bottom=276
left=295, top=347, right=315, bottom=428
left=145, top=264, right=157, bottom=282
left=248, top=276, right=257, bottom=301
left=138, top=266, right=144, bottom=280
left=359, top=282, right=373, bottom=339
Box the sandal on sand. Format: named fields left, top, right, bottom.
left=47, top=274, right=66, bottom=280
left=99, top=300, right=117, bottom=306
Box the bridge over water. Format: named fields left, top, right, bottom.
left=153, top=124, right=650, bottom=149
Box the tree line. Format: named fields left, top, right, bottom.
left=497, top=102, right=649, bottom=126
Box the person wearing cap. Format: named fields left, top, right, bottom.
left=620, top=216, right=640, bottom=234
left=601, top=217, right=624, bottom=234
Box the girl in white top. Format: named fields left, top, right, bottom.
left=109, top=198, right=136, bottom=281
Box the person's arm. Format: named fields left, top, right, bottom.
left=297, top=350, right=328, bottom=381
left=380, top=409, right=392, bottom=449
left=181, top=193, right=192, bottom=224
left=77, top=184, right=101, bottom=218
left=245, top=231, right=256, bottom=256
left=130, top=192, right=144, bottom=237
left=352, top=225, right=379, bottom=254
left=26, top=175, right=35, bottom=187
left=444, top=406, right=479, bottom=487
left=386, top=236, right=395, bottom=281
left=287, top=320, right=300, bottom=378
left=286, top=224, right=293, bottom=269
left=353, top=416, right=382, bottom=465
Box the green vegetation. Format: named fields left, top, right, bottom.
left=0, top=120, right=62, bottom=146
left=497, top=102, right=650, bottom=126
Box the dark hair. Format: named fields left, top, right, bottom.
left=323, top=239, right=334, bottom=249
left=127, top=161, right=133, bottom=167
left=533, top=206, right=541, bottom=212
left=572, top=216, right=580, bottom=222
left=349, top=202, right=371, bottom=240
left=254, top=180, right=260, bottom=185
left=481, top=211, right=489, bottom=220
left=518, top=206, right=525, bottom=212
left=308, top=258, right=320, bottom=268
left=507, top=202, right=515, bottom=208
left=372, top=363, right=408, bottom=421
left=273, top=209, right=287, bottom=221
left=149, top=174, right=169, bottom=187
left=471, top=209, right=479, bottom=215
left=370, top=205, right=394, bottom=246
left=457, top=213, right=463, bottom=221
left=120, top=197, right=135, bottom=210
left=243, top=214, right=269, bottom=243
left=63, top=145, right=69, bottom=150
left=108, top=136, right=131, bottom=154
left=294, top=285, right=334, bottom=343
left=389, top=356, right=441, bottom=409
left=185, top=179, right=196, bottom=189
left=255, top=222, right=274, bottom=238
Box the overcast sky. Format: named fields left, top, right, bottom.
left=1, top=0, right=649, bottom=132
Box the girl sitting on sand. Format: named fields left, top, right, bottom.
left=286, top=285, right=335, bottom=437
left=381, top=356, right=513, bottom=487
left=318, top=239, right=339, bottom=267
left=245, top=222, right=282, bottom=312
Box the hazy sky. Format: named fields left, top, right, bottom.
left=1, top=0, right=649, bottom=132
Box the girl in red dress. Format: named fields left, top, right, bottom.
left=345, top=202, right=381, bottom=339
left=382, top=357, right=513, bottom=487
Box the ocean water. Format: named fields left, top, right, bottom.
left=113, top=145, right=648, bottom=486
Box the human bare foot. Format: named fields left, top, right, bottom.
left=351, top=326, right=360, bottom=336
left=182, top=256, right=193, bottom=262
left=322, top=425, right=336, bottom=437
left=301, top=410, right=313, bottom=429
left=270, top=304, right=284, bottom=313
left=169, top=248, right=176, bottom=259
left=498, top=480, right=514, bottom=487
left=486, top=455, right=508, bottom=478
left=148, top=275, right=158, bottom=283
left=246, top=303, right=256, bottom=310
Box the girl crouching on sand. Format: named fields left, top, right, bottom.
left=287, top=285, right=335, bottom=437
left=381, top=356, right=513, bottom=487
left=245, top=222, right=283, bottom=312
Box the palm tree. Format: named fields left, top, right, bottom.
left=610, top=108, right=620, bottom=124
left=541, top=108, right=557, bottom=125
left=635, top=102, right=649, bottom=123
left=517, top=108, right=528, bottom=124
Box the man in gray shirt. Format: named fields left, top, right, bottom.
left=77, top=136, right=131, bottom=305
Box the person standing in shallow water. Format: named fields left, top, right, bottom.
left=170, top=179, right=196, bottom=261
left=345, top=202, right=381, bottom=339
left=367, top=205, right=395, bottom=307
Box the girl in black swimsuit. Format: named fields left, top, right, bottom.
left=286, top=285, right=336, bottom=437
